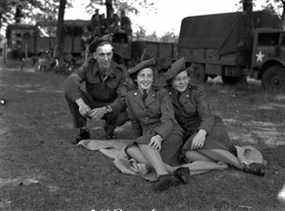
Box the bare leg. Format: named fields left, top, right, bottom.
left=182, top=160, right=228, bottom=175
left=126, top=146, right=150, bottom=165
left=199, top=149, right=242, bottom=169
left=185, top=151, right=213, bottom=162
left=139, top=145, right=169, bottom=176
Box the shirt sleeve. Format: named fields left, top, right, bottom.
left=126, top=94, right=142, bottom=137
left=153, top=89, right=175, bottom=140
left=194, top=86, right=215, bottom=133
left=63, top=64, right=88, bottom=101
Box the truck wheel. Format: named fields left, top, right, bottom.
left=221, top=75, right=241, bottom=84
left=262, top=66, right=285, bottom=92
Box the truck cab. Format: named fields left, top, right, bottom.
left=251, top=28, right=285, bottom=91
left=178, top=10, right=285, bottom=91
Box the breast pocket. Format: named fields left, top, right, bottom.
left=107, top=75, right=121, bottom=89
left=146, top=100, right=161, bottom=117
left=181, top=98, right=197, bottom=114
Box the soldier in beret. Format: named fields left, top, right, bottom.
left=124, top=58, right=190, bottom=191
left=64, top=39, right=129, bottom=144
left=163, top=58, right=265, bottom=176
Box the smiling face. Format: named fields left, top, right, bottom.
left=136, top=67, right=154, bottom=91
left=93, top=43, right=113, bottom=69
left=172, top=70, right=189, bottom=92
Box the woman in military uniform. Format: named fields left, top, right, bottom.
left=163, top=58, right=244, bottom=168
left=124, top=58, right=190, bottom=191
left=163, top=58, right=265, bottom=176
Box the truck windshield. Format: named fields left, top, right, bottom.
left=257, top=33, right=279, bottom=46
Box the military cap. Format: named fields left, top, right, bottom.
left=128, top=58, right=156, bottom=76
left=163, top=57, right=186, bottom=81
left=89, top=34, right=113, bottom=52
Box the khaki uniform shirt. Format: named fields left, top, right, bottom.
left=64, top=59, right=128, bottom=112
left=126, top=88, right=182, bottom=142
left=168, top=85, right=215, bottom=137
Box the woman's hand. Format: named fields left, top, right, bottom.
left=149, top=135, right=163, bottom=151
left=191, top=129, right=207, bottom=150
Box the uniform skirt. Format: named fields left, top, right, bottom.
left=125, top=125, right=184, bottom=166
left=182, top=116, right=232, bottom=151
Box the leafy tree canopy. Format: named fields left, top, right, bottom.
left=86, top=0, right=156, bottom=15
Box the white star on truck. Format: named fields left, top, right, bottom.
left=256, top=51, right=265, bottom=63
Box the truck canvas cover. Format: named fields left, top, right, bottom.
left=178, top=11, right=281, bottom=55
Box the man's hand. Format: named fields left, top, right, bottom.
left=191, top=129, right=207, bottom=150
left=88, top=106, right=108, bottom=120
left=76, top=98, right=91, bottom=117
left=149, top=135, right=163, bottom=151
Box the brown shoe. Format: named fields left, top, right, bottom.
left=173, top=167, right=190, bottom=184
left=152, top=174, right=180, bottom=192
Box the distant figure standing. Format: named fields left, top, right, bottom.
left=109, top=13, right=120, bottom=33
left=120, top=10, right=132, bottom=37
left=90, top=9, right=101, bottom=36
left=106, top=0, right=113, bottom=19
left=15, top=5, right=23, bottom=23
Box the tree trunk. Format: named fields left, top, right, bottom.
left=0, top=13, right=2, bottom=30
left=55, top=0, right=66, bottom=70
left=282, top=1, right=285, bottom=29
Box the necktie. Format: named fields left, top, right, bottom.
left=142, top=90, right=148, bottom=103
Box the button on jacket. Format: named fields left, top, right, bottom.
left=126, top=87, right=184, bottom=165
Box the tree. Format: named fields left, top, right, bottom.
left=0, top=0, right=59, bottom=30
left=236, top=0, right=255, bottom=11
left=54, top=0, right=67, bottom=70
left=160, top=32, right=178, bottom=43
left=265, top=0, right=285, bottom=19
left=134, top=25, right=146, bottom=40
left=86, top=0, right=155, bottom=16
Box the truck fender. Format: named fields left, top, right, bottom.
left=259, top=58, right=285, bottom=78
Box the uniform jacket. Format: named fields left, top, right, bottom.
left=168, top=85, right=215, bottom=136
left=126, top=87, right=182, bottom=143
left=64, top=59, right=129, bottom=112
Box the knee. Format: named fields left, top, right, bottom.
left=184, top=150, right=208, bottom=162
left=184, top=151, right=196, bottom=162
left=126, top=145, right=137, bottom=154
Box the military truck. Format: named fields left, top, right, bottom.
left=178, top=10, right=285, bottom=91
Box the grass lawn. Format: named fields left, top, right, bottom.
left=0, top=66, right=284, bottom=210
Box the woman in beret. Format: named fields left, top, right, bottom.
left=124, top=58, right=190, bottom=191
left=163, top=58, right=265, bottom=176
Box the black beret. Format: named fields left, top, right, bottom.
left=89, top=34, right=113, bottom=52
left=128, top=58, right=156, bottom=76
left=163, top=57, right=186, bottom=81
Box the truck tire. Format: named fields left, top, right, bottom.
left=221, top=75, right=241, bottom=84
left=262, top=66, right=285, bottom=92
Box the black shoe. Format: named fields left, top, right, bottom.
left=152, top=174, right=180, bottom=192
left=173, top=167, right=190, bottom=184
left=243, top=163, right=265, bottom=177
left=72, top=129, right=90, bottom=145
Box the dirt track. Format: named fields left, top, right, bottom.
left=0, top=64, right=284, bottom=210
